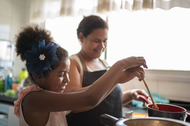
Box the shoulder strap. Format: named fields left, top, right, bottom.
left=70, top=54, right=85, bottom=83
left=99, top=59, right=111, bottom=69
left=77, top=52, right=88, bottom=71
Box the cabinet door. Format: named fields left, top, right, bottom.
left=8, top=106, right=18, bottom=126
left=0, top=103, right=8, bottom=126
left=0, top=118, right=8, bottom=126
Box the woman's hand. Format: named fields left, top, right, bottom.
left=117, top=66, right=145, bottom=84
left=130, top=89, right=151, bottom=107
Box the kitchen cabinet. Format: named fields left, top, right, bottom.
left=0, top=95, right=18, bottom=126
left=0, top=103, right=8, bottom=126
left=8, top=105, right=18, bottom=126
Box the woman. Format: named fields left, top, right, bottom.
left=64, top=15, right=149, bottom=126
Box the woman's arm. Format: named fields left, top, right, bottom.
left=122, top=89, right=149, bottom=106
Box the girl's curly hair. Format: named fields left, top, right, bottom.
left=15, top=24, right=68, bottom=83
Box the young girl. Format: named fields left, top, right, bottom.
left=14, top=24, right=148, bottom=126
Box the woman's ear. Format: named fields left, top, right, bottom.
left=78, top=32, right=84, bottom=43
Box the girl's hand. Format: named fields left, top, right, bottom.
left=117, top=66, right=145, bottom=84
left=130, top=89, right=151, bottom=107
left=121, top=56, right=148, bottom=70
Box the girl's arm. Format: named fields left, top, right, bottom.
left=23, top=56, right=147, bottom=112
left=64, top=58, right=147, bottom=113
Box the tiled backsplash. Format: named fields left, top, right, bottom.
left=0, top=0, right=29, bottom=41
left=121, top=69, right=190, bottom=102
left=0, top=0, right=29, bottom=80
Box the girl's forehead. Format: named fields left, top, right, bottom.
left=59, top=58, right=70, bottom=69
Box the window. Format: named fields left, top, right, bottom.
left=45, top=16, right=83, bottom=56
left=45, top=7, right=190, bottom=71
left=107, top=8, right=190, bottom=71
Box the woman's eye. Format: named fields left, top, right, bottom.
left=103, top=39, right=107, bottom=43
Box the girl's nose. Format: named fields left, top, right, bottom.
left=64, top=73, right=70, bottom=83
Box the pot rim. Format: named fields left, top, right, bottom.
left=122, top=117, right=190, bottom=126
left=147, top=103, right=187, bottom=113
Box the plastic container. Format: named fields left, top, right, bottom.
left=0, top=67, right=5, bottom=92
left=0, top=78, right=4, bottom=92
left=19, top=68, right=28, bottom=84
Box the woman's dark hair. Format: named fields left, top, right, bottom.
left=15, top=24, right=68, bottom=83
left=77, top=15, right=108, bottom=37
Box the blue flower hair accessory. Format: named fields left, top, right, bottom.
left=24, top=39, right=59, bottom=76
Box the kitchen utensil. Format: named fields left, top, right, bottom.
left=99, top=113, right=190, bottom=126
left=125, top=110, right=133, bottom=119
left=147, top=103, right=190, bottom=121
left=142, top=79, right=159, bottom=110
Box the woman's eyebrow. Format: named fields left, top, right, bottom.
left=93, top=38, right=100, bottom=40
left=93, top=38, right=107, bottom=41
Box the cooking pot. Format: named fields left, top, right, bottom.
left=147, top=103, right=190, bottom=121
left=99, top=113, right=190, bottom=126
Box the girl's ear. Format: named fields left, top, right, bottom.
left=78, top=32, right=84, bottom=43
left=32, top=73, right=42, bottom=83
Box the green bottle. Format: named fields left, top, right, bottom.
left=19, top=68, right=28, bottom=84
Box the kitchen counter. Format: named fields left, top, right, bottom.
left=122, top=103, right=147, bottom=118
left=0, top=94, right=17, bottom=105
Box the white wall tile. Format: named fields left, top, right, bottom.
left=12, top=0, right=26, bottom=6
left=0, top=0, right=12, bottom=17
left=158, top=81, right=190, bottom=102
left=0, top=0, right=29, bottom=80
left=11, top=3, right=26, bottom=22
left=12, top=54, right=25, bottom=81
left=121, top=78, right=159, bottom=93
left=0, top=32, right=10, bottom=40
left=122, top=70, right=190, bottom=102
left=0, top=16, right=11, bottom=33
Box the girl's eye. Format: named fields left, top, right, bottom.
left=59, top=75, right=63, bottom=77
left=59, top=74, right=64, bottom=77
left=59, top=71, right=69, bottom=77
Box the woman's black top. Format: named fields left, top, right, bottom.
left=66, top=70, right=123, bottom=126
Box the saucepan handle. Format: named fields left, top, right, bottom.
left=139, top=95, right=152, bottom=104
left=186, top=112, right=190, bottom=116
left=99, top=114, right=119, bottom=126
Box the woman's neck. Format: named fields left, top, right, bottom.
left=79, top=51, right=99, bottom=62
left=78, top=51, right=106, bottom=71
